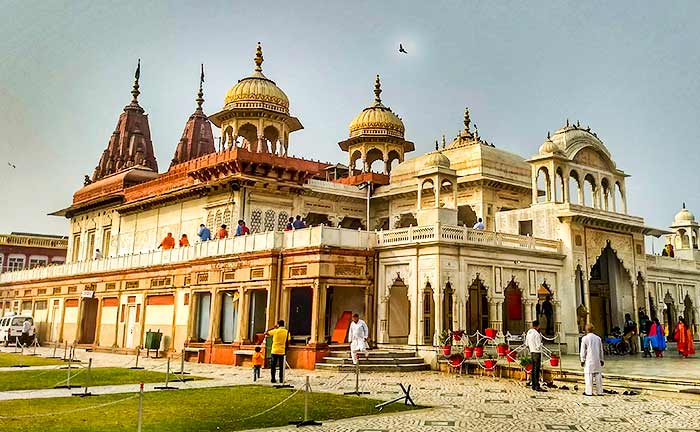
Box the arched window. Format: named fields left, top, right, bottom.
left=263, top=210, right=276, bottom=232
left=420, top=179, right=435, bottom=208
left=554, top=167, right=564, bottom=202
left=614, top=182, right=624, bottom=213
left=222, top=208, right=232, bottom=227
left=214, top=210, right=223, bottom=230
left=350, top=150, right=363, bottom=173
left=422, top=283, right=435, bottom=344
left=600, top=178, right=610, bottom=211
left=568, top=170, right=580, bottom=205
left=439, top=179, right=453, bottom=208
left=277, top=212, right=288, bottom=231
left=583, top=174, right=596, bottom=207
left=250, top=209, right=262, bottom=232
left=365, top=148, right=384, bottom=173
left=536, top=167, right=550, bottom=203
left=443, top=282, right=454, bottom=331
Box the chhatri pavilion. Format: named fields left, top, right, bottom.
left=0, top=43, right=698, bottom=368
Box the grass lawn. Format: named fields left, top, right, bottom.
left=0, top=367, right=202, bottom=391
left=0, top=385, right=418, bottom=431
left=0, top=352, right=64, bottom=367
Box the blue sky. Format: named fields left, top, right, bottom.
left=1, top=1, right=698, bottom=251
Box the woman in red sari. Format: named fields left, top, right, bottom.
left=676, top=318, right=696, bottom=358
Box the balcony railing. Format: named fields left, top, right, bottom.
left=376, top=223, right=562, bottom=253
left=0, top=226, right=377, bottom=284
left=0, top=234, right=68, bottom=249
left=645, top=254, right=698, bottom=272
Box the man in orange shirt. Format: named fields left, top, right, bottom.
left=252, top=346, right=264, bottom=382
left=216, top=224, right=229, bottom=239
left=158, top=233, right=175, bottom=250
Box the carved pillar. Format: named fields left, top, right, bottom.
left=563, top=175, right=570, bottom=203
left=234, top=288, right=245, bottom=343
left=549, top=170, right=556, bottom=202
left=383, top=156, right=389, bottom=175
left=310, top=282, right=322, bottom=344
left=362, top=158, right=368, bottom=173
left=417, top=185, right=422, bottom=210
left=208, top=289, right=221, bottom=343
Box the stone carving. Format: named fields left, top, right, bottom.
left=585, top=228, right=635, bottom=280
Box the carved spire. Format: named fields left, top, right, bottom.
left=463, top=107, right=471, bottom=132
left=442, top=135, right=446, bottom=148
left=374, top=74, right=382, bottom=105
left=254, top=42, right=264, bottom=73
left=683, top=202, right=686, bottom=209
left=196, top=63, right=205, bottom=111
left=131, top=59, right=141, bottom=104
left=435, top=140, right=439, bottom=151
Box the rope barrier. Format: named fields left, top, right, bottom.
left=0, top=394, right=139, bottom=419
left=233, top=388, right=302, bottom=423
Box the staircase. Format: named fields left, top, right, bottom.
left=315, top=349, right=431, bottom=372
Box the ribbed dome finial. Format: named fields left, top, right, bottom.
left=196, top=64, right=205, bottom=110
left=463, top=107, right=471, bottom=132
left=131, top=59, right=141, bottom=104
left=254, top=42, right=264, bottom=73
left=374, top=74, right=382, bottom=105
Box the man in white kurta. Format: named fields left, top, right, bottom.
left=580, top=323, right=605, bottom=396
left=349, top=314, right=369, bottom=365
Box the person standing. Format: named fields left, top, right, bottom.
left=94, top=249, right=103, bottom=260
left=293, top=215, right=306, bottom=229
left=649, top=317, right=667, bottom=357
left=580, top=323, right=605, bottom=396
left=216, top=224, right=229, bottom=239
left=542, top=296, right=554, bottom=336
left=252, top=346, right=264, bottom=382
left=158, top=233, right=175, bottom=250
left=265, top=320, right=289, bottom=383
left=235, top=220, right=249, bottom=236
left=21, top=318, right=32, bottom=346
left=348, top=313, right=369, bottom=365
left=525, top=320, right=545, bottom=392
left=623, top=313, right=639, bottom=355
left=677, top=317, right=696, bottom=358
left=284, top=217, right=294, bottom=231
left=197, top=224, right=212, bottom=242
left=179, top=234, right=190, bottom=247
left=472, top=218, right=485, bottom=230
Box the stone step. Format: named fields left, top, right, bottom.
left=315, top=362, right=431, bottom=372
left=321, top=356, right=427, bottom=365
left=324, top=350, right=417, bottom=359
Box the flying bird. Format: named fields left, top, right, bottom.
left=399, top=44, right=407, bottom=54
left=7, top=162, right=15, bottom=169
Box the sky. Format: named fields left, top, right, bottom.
left=1, top=1, right=698, bottom=252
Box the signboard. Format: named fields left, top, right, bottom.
left=81, top=290, right=95, bottom=299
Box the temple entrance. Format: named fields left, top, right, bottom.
left=664, top=291, right=676, bottom=339
left=588, top=244, right=632, bottom=337
left=325, top=286, right=365, bottom=343
left=289, top=287, right=312, bottom=339
left=79, top=298, right=98, bottom=344
left=502, top=281, right=525, bottom=335
left=466, top=278, right=489, bottom=334
left=388, top=277, right=410, bottom=344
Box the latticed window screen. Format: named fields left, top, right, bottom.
left=277, top=212, right=288, bottom=231
left=206, top=211, right=215, bottom=229
left=222, top=208, right=232, bottom=227
left=250, top=209, right=262, bottom=232
left=264, top=210, right=276, bottom=232
left=214, top=210, right=223, bottom=229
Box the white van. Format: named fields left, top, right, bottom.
left=0, top=315, right=34, bottom=346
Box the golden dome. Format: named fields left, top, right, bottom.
left=223, top=42, right=289, bottom=114
left=348, top=75, right=405, bottom=138
left=424, top=151, right=450, bottom=169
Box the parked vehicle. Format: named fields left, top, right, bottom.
left=0, top=315, right=34, bottom=346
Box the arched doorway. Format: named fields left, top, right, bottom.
left=422, top=283, right=435, bottom=345
left=503, top=280, right=525, bottom=335
left=388, top=277, right=410, bottom=344
left=684, top=294, right=695, bottom=329
left=664, top=291, right=676, bottom=339
left=466, top=278, right=489, bottom=334
left=588, top=243, right=633, bottom=336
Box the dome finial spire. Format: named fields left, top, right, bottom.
left=196, top=64, right=205, bottom=110
left=374, top=74, right=382, bottom=105
left=683, top=202, right=686, bottom=209
left=131, top=59, right=141, bottom=104
left=463, top=107, right=471, bottom=132
left=254, top=42, right=264, bottom=73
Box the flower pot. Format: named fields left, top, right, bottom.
left=484, top=359, right=497, bottom=369
left=463, top=347, right=474, bottom=358
left=484, top=328, right=497, bottom=339
left=442, top=345, right=452, bottom=356
left=496, top=345, right=508, bottom=356
left=506, top=350, right=517, bottom=363
left=525, top=364, right=533, bottom=372
left=474, top=346, right=484, bottom=358
left=450, top=355, right=463, bottom=367
left=549, top=356, right=560, bottom=367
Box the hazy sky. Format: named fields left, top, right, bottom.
left=1, top=1, right=698, bottom=251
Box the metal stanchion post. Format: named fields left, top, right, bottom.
left=344, top=364, right=369, bottom=396
left=73, top=358, right=94, bottom=397
left=56, top=350, right=74, bottom=388
left=137, top=382, right=144, bottom=432
left=289, top=376, right=322, bottom=427
left=62, top=341, right=68, bottom=361
left=48, top=341, right=60, bottom=359
left=154, top=358, right=178, bottom=390
left=11, top=341, right=28, bottom=368
left=130, top=347, right=144, bottom=370
left=177, top=350, right=193, bottom=382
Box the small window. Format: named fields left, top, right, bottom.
left=575, top=235, right=583, bottom=247
left=34, top=301, right=47, bottom=310
left=7, top=257, right=25, bottom=272
left=518, top=220, right=533, bottom=236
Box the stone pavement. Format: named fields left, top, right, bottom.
left=560, top=352, right=700, bottom=383
left=1, top=347, right=699, bottom=431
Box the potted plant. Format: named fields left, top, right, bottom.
left=463, top=341, right=474, bottom=358
left=452, top=330, right=465, bottom=341
left=519, top=355, right=532, bottom=372
left=505, top=349, right=517, bottom=363
left=439, top=330, right=452, bottom=356
left=496, top=343, right=509, bottom=356
left=483, top=354, right=497, bottom=369
left=484, top=328, right=497, bottom=339
left=549, top=353, right=560, bottom=367
left=449, top=354, right=463, bottom=367
left=474, top=340, right=485, bottom=358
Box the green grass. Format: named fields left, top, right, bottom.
left=0, top=385, right=418, bottom=431
left=0, top=352, right=64, bottom=367
left=0, top=367, right=203, bottom=391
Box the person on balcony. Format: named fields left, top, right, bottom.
left=158, top=233, right=175, bottom=250
left=284, top=217, right=294, bottom=231
left=235, top=221, right=249, bottom=236
left=179, top=234, right=190, bottom=247
left=217, top=224, right=229, bottom=239
left=197, top=224, right=212, bottom=242
left=94, top=249, right=103, bottom=260
left=473, top=218, right=485, bottom=230
left=293, top=215, right=306, bottom=229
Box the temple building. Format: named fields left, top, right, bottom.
left=0, top=43, right=698, bottom=367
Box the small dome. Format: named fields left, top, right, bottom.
left=538, top=137, right=558, bottom=154
left=674, top=205, right=696, bottom=224
left=223, top=43, right=289, bottom=114
left=424, top=151, right=450, bottom=168
left=348, top=75, right=405, bottom=138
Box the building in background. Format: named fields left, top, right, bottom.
left=0, top=232, right=67, bottom=273
left=0, top=43, right=697, bottom=368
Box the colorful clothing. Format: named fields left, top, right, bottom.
left=268, top=327, right=289, bottom=355
left=649, top=323, right=666, bottom=356
left=677, top=323, right=696, bottom=358
left=252, top=352, right=265, bottom=366
left=160, top=235, right=175, bottom=250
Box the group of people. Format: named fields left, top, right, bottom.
left=630, top=312, right=695, bottom=359
left=661, top=243, right=675, bottom=257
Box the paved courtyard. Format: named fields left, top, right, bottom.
left=1, top=347, right=699, bottom=431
